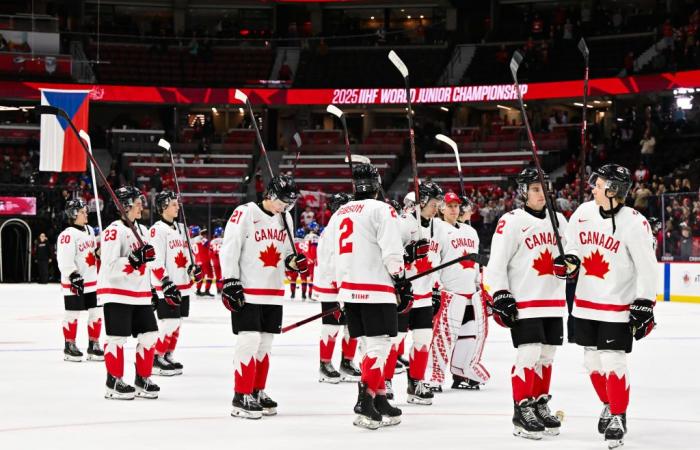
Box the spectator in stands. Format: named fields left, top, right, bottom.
left=639, top=130, right=656, bottom=166
left=531, top=13, right=544, bottom=38
left=562, top=18, right=574, bottom=40
left=679, top=224, right=694, bottom=259
left=632, top=183, right=653, bottom=216
left=634, top=162, right=651, bottom=183
left=35, top=232, right=50, bottom=284
left=278, top=58, right=292, bottom=81
left=495, top=45, right=509, bottom=65
left=301, top=206, right=315, bottom=228
left=1, top=156, right=12, bottom=183
left=150, top=168, right=163, bottom=192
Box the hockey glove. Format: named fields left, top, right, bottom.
left=150, top=287, right=158, bottom=311
left=188, top=264, right=203, bottom=283
left=404, top=239, right=430, bottom=264
left=553, top=254, right=581, bottom=279
left=392, top=274, right=414, bottom=314
left=285, top=253, right=308, bottom=274
left=431, top=288, right=442, bottom=317
left=221, top=278, right=245, bottom=312
left=491, top=290, right=518, bottom=328
left=161, top=277, right=182, bottom=307
left=629, top=298, right=655, bottom=340
left=128, top=244, right=156, bottom=269
left=68, top=271, right=84, bottom=296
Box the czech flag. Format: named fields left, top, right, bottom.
left=39, top=88, right=90, bottom=172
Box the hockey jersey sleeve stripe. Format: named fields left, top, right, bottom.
left=414, top=293, right=433, bottom=300
left=574, top=298, right=630, bottom=312
left=96, top=288, right=153, bottom=298
left=61, top=281, right=97, bottom=289
left=314, top=285, right=339, bottom=294
left=517, top=299, right=567, bottom=309
left=340, top=282, right=395, bottom=294
left=243, top=288, right=285, bottom=296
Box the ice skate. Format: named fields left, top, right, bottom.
left=134, top=374, right=160, bottom=399
left=86, top=340, right=104, bottom=361
left=253, top=389, right=277, bottom=416
left=63, top=341, right=83, bottom=362
left=512, top=399, right=544, bottom=440
left=153, top=354, right=179, bottom=376
left=231, top=393, right=263, bottom=419
left=605, top=414, right=626, bottom=449
left=353, top=384, right=381, bottom=430
left=374, top=394, right=401, bottom=426
left=105, top=374, right=135, bottom=400
left=406, top=373, right=433, bottom=405
left=319, top=361, right=341, bottom=384
left=339, top=358, right=361, bottom=382
left=534, top=395, right=561, bottom=436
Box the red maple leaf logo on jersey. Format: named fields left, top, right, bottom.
left=459, top=250, right=476, bottom=269
left=151, top=267, right=165, bottom=280
left=174, top=250, right=188, bottom=269
left=414, top=256, right=433, bottom=274
left=85, top=252, right=96, bottom=267
left=582, top=249, right=609, bottom=279
left=123, top=263, right=146, bottom=276
left=532, top=248, right=555, bottom=276
left=259, top=244, right=281, bottom=268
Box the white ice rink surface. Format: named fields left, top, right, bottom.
left=1, top=284, right=699, bottom=450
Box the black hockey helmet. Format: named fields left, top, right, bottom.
left=155, top=190, right=178, bottom=215
left=648, top=216, right=662, bottom=233
left=352, top=163, right=381, bottom=194
left=65, top=198, right=87, bottom=221
left=328, top=192, right=352, bottom=214
left=516, top=167, right=550, bottom=200
left=266, top=174, right=300, bottom=206
left=588, top=164, right=632, bottom=199
left=115, top=185, right=144, bottom=209
left=418, top=180, right=444, bottom=206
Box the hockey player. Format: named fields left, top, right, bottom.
left=210, top=226, right=224, bottom=294
left=286, top=229, right=308, bottom=300
left=564, top=164, right=657, bottom=449
left=149, top=191, right=202, bottom=376
left=394, top=181, right=444, bottom=405
left=191, top=225, right=214, bottom=297
left=97, top=186, right=159, bottom=400
left=427, top=192, right=488, bottom=392
left=312, top=192, right=361, bottom=384
left=220, top=175, right=307, bottom=419
left=56, top=199, right=103, bottom=362
left=485, top=168, right=573, bottom=439
left=324, top=163, right=409, bottom=429
left=304, top=231, right=318, bottom=298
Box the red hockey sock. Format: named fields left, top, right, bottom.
left=87, top=318, right=102, bottom=341
left=341, top=336, right=358, bottom=360
left=135, top=344, right=155, bottom=378
left=234, top=357, right=256, bottom=395
left=216, top=280, right=223, bottom=293
left=383, top=345, right=399, bottom=381
left=308, top=284, right=314, bottom=296
left=63, top=320, right=78, bottom=342
left=104, top=343, right=124, bottom=378
left=533, top=364, right=553, bottom=399
left=590, top=371, right=609, bottom=404
left=205, top=279, right=212, bottom=293
left=320, top=333, right=337, bottom=363
left=361, top=355, right=383, bottom=395
left=606, top=372, right=630, bottom=415
left=254, top=354, right=270, bottom=391
left=289, top=283, right=296, bottom=296
left=511, top=365, right=536, bottom=403
left=155, top=334, right=169, bottom=356
left=168, top=327, right=180, bottom=352
left=196, top=280, right=203, bottom=291
left=397, top=338, right=405, bottom=357
left=408, top=345, right=429, bottom=380
left=301, top=283, right=307, bottom=298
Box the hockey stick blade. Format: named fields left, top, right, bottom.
left=157, top=138, right=171, bottom=151
left=345, top=154, right=371, bottom=164
left=292, top=132, right=302, bottom=148
left=326, top=104, right=344, bottom=118
left=234, top=89, right=248, bottom=104
left=578, top=38, right=589, bottom=59
left=435, top=134, right=461, bottom=172
left=388, top=50, right=409, bottom=78
left=77, top=129, right=91, bottom=145
left=509, top=51, right=524, bottom=79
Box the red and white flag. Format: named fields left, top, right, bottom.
left=39, top=88, right=90, bottom=172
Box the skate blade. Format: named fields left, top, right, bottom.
left=262, top=407, right=277, bottom=416
left=544, top=427, right=560, bottom=436
left=607, top=439, right=624, bottom=449
left=231, top=408, right=262, bottom=420
left=86, top=354, right=104, bottom=361
left=513, top=426, right=543, bottom=440
left=319, top=375, right=341, bottom=384
left=353, top=415, right=381, bottom=430
left=406, top=395, right=432, bottom=405
left=340, top=373, right=360, bottom=383
left=105, top=390, right=135, bottom=400
left=152, top=369, right=178, bottom=377
left=380, top=416, right=402, bottom=427
left=394, top=367, right=406, bottom=374
left=452, top=384, right=480, bottom=390
left=64, top=355, right=82, bottom=362
left=135, top=389, right=159, bottom=399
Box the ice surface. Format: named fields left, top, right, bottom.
left=1, top=284, right=699, bottom=450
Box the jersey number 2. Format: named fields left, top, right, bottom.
left=338, top=218, right=353, bottom=254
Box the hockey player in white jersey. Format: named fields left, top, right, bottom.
left=220, top=175, right=307, bottom=419
left=56, top=199, right=103, bottom=362
left=427, top=192, right=488, bottom=392
left=149, top=191, right=202, bottom=376
left=325, top=163, right=409, bottom=429
left=485, top=168, right=574, bottom=439
left=312, top=192, right=361, bottom=384
left=97, top=186, right=160, bottom=400
left=564, top=164, right=657, bottom=449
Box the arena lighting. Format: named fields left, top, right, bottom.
left=496, top=104, right=511, bottom=110
left=440, top=106, right=449, bottom=112
left=370, top=16, right=374, bottom=20
left=573, top=102, right=594, bottom=108
left=238, top=107, right=244, bottom=114
left=211, top=107, right=218, bottom=114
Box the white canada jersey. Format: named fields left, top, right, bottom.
left=565, top=201, right=657, bottom=323
left=327, top=199, right=404, bottom=304
left=400, top=214, right=442, bottom=308
left=148, top=220, right=194, bottom=298
left=56, top=225, right=98, bottom=296
left=311, top=227, right=338, bottom=303
left=220, top=202, right=294, bottom=305
left=484, top=209, right=568, bottom=319
left=97, top=220, right=152, bottom=306
left=434, top=218, right=480, bottom=302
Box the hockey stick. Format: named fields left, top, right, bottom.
left=235, top=89, right=274, bottom=179
left=158, top=138, right=196, bottom=264
left=77, top=130, right=103, bottom=233
left=435, top=134, right=466, bottom=198
left=291, top=132, right=302, bottom=179
left=578, top=38, right=590, bottom=206
left=388, top=50, right=422, bottom=238
left=35, top=105, right=145, bottom=245
left=509, top=51, right=565, bottom=258
left=281, top=252, right=488, bottom=333
left=326, top=104, right=355, bottom=193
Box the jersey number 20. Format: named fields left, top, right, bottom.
left=338, top=218, right=353, bottom=254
